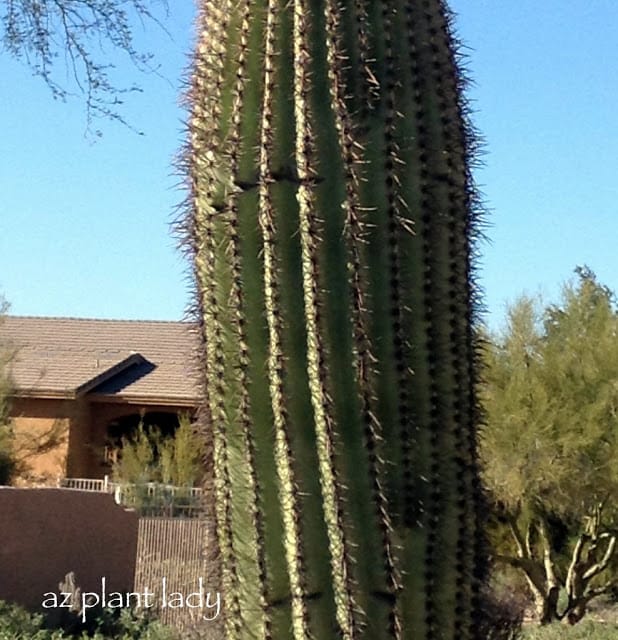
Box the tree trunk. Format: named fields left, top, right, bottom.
left=496, top=508, right=618, bottom=627
left=563, top=601, right=587, bottom=625
left=527, top=579, right=560, bottom=625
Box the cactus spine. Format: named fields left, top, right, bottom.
left=181, top=0, right=486, bottom=638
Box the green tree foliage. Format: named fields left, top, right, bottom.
left=482, top=267, right=618, bottom=625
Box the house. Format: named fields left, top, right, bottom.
left=0, top=316, right=202, bottom=486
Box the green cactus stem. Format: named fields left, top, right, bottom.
left=178, top=0, right=487, bottom=638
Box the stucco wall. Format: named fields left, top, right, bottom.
left=64, top=399, right=94, bottom=479
left=9, top=398, right=74, bottom=486
left=0, top=488, right=138, bottom=610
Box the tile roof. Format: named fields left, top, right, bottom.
left=0, top=316, right=201, bottom=404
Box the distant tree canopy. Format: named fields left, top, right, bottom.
left=483, top=267, right=618, bottom=519
left=1, top=1, right=168, bottom=128
left=482, top=267, right=618, bottom=625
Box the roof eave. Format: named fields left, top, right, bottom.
left=11, top=389, right=77, bottom=400
left=87, top=392, right=199, bottom=408
left=74, top=353, right=147, bottom=397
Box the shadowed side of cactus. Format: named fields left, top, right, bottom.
left=178, top=0, right=487, bottom=638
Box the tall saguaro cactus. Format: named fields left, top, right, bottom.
left=180, top=0, right=486, bottom=638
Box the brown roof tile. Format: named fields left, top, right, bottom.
left=0, top=316, right=201, bottom=404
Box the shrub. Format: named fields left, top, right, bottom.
left=112, top=415, right=203, bottom=488
left=477, top=586, right=524, bottom=640
left=521, top=619, right=618, bottom=640
left=0, top=599, right=61, bottom=639
left=0, top=599, right=178, bottom=640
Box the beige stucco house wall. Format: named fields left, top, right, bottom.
left=9, top=397, right=73, bottom=485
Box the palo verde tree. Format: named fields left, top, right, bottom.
left=1, top=1, right=168, bottom=127
left=180, top=0, right=487, bottom=639
left=482, top=268, right=618, bottom=625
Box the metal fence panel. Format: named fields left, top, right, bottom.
left=134, top=517, right=217, bottom=631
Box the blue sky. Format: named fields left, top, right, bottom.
left=1, top=1, right=616, bottom=331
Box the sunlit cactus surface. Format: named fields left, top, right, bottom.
left=180, top=0, right=486, bottom=637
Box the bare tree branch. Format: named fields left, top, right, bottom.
left=1, top=0, right=169, bottom=131
left=506, top=512, right=528, bottom=559
left=565, top=531, right=589, bottom=597
left=525, top=520, right=535, bottom=559
left=583, top=534, right=617, bottom=582
left=583, top=582, right=617, bottom=602
left=538, top=518, right=560, bottom=588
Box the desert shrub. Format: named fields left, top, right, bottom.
left=0, top=599, right=178, bottom=640
left=0, top=599, right=63, bottom=639
left=477, top=585, right=525, bottom=640
left=521, top=619, right=618, bottom=639
left=111, top=415, right=204, bottom=515
left=0, top=428, right=16, bottom=486
left=89, top=607, right=178, bottom=639
left=112, top=415, right=203, bottom=488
